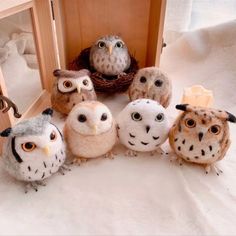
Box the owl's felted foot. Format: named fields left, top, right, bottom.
left=151, top=147, right=166, bottom=157
left=59, top=164, right=71, bottom=175
left=104, top=151, right=115, bottom=159
left=72, top=157, right=88, bottom=166
left=117, top=72, right=127, bottom=78
left=35, top=180, right=47, bottom=186
left=205, top=164, right=223, bottom=176
left=25, top=182, right=41, bottom=193
left=125, top=149, right=138, bottom=157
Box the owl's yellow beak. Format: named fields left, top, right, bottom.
left=77, top=85, right=81, bottom=94
left=108, top=45, right=113, bottom=55
left=43, top=146, right=50, bottom=156
left=91, top=124, right=97, bottom=134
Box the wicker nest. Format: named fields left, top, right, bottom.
left=69, top=47, right=139, bottom=93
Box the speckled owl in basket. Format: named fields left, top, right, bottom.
left=89, top=35, right=131, bottom=76
left=117, top=99, right=169, bottom=157
left=0, top=109, right=68, bottom=193
left=169, top=104, right=236, bottom=175
left=129, top=67, right=172, bottom=108
left=64, top=101, right=117, bottom=164
left=51, top=69, right=97, bottom=115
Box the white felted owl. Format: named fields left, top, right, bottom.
left=117, top=99, right=169, bottom=156
left=169, top=104, right=236, bottom=175
left=51, top=69, right=97, bottom=115
left=64, top=101, right=117, bottom=163
left=89, top=35, right=131, bottom=76
left=0, top=108, right=67, bottom=192
left=129, top=67, right=172, bottom=108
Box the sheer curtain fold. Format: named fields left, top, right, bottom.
left=164, top=0, right=236, bottom=44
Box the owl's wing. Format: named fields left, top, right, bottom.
left=218, top=139, right=231, bottom=161
left=160, top=91, right=172, bottom=108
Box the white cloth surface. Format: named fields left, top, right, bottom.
left=0, top=21, right=236, bottom=235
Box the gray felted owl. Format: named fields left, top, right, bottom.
left=0, top=108, right=67, bottom=192
left=51, top=69, right=97, bottom=115
left=169, top=104, right=236, bottom=175
left=129, top=67, right=172, bottom=108
left=89, top=35, right=131, bottom=76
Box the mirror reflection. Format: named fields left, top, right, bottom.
left=0, top=9, right=42, bottom=113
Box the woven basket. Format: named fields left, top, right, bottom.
left=69, top=47, right=139, bottom=93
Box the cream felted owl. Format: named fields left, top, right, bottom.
left=51, top=69, right=97, bottom=115
left=64, top=101, right=117, bottom=164
left=89, top=35, right=131, bottom=76
left=117, top=99, right=169, bottom=156
left=169, top=104, right=236, bottom=175
left=0, top=109, right=67, bottom=193
left=129, top=67, right=172, bottom=108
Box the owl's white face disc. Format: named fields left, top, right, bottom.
left=57, top=76, right=93, bottom=93
left=117, top=99, right=169, bottom=152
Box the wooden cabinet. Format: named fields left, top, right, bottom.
left=0, top=0, right=166, bottom=152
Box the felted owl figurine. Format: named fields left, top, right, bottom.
left=64, top=101, right=117, bottom=164
left=117, top=99, right=169, bottom=156
left=0, top=108, right=67, bottom=193
left=51, top=69, right=97, bottom=115
left=169, top=104, right=236, bottom=175
left=89, top=35, right=131, bottom=76
left=129, top=67, right=172, bottom=108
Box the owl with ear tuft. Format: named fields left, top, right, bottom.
left=51, top=69, right=97, bottom=115
left=64, top=101, right=117, bottom=164
left=0, top=108, right=68, bottom=193
left=169, top=104, right=236, bottom=175
left=129, top=67, right=172, bottom=108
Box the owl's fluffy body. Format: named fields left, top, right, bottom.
left=89, top=35, right=131, bottom=76
left=1, top=110, right=66, bottom=182
left=64, top=101, right=117, bottom=159
left=51, top=69, right=97, bottom=115
left=169, top=105, right=234, bottom=169
left=117, top=99, right=169, bottom=152
left=129, top=67, right=172, bottom=108
left=64, top=121, right=116, bottom=158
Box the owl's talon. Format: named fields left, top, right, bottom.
left=125, top=149, right=138, bottom=157
left=25, top=182, right=39, bottom=193
left=36, top=181, right=46, bottom=186
left=104, top=151, right=115, bottom=159
left=72, top=157, right=88, bottom=166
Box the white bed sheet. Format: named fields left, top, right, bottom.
left=0, top=21, right=236, bottom=235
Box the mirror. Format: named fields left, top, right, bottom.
left=0, top=9, right=42, bottom=114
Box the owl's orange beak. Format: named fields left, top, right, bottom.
left=91, top=124, right=97, bottom=134
left=108, top=45, right=113, bottom=55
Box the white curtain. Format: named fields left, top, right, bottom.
left=164, top=0, right=236, bottom=44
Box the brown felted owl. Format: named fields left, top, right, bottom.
left=169, top=104, right=236, bottom=175
left=129, top=67, right=172, bottom=108
left=51, top=69, right=97, bottom=115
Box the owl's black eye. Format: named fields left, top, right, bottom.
left=131, top=112, right=142, bottom=121
left=78, top=114, right=87, bottom=122
left=83, top=79, right=88, bottom=86
left=155, top=113, right=164, bottom=122
left=115, top=41, right=123, bottom=48
left=155, top=80, right=163, bottom=87
left=98, top=41, right=105, bottom=48
left=185, top=118, right=196, bottom=128
left=140, top=76, right=147, bottom=83
left=210, top=125, right=221, bottom=135
left=22, top=142, right=36, bottom=152
left=101, top=113, right=107, bottom=121
left=50, top=131, right=57, bottom=141
left=63, top=80, right=73, bottom=88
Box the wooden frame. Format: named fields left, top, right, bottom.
left=53, top=0, right=166, bottom=69
left=0, top=0, right=57, bottom=152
